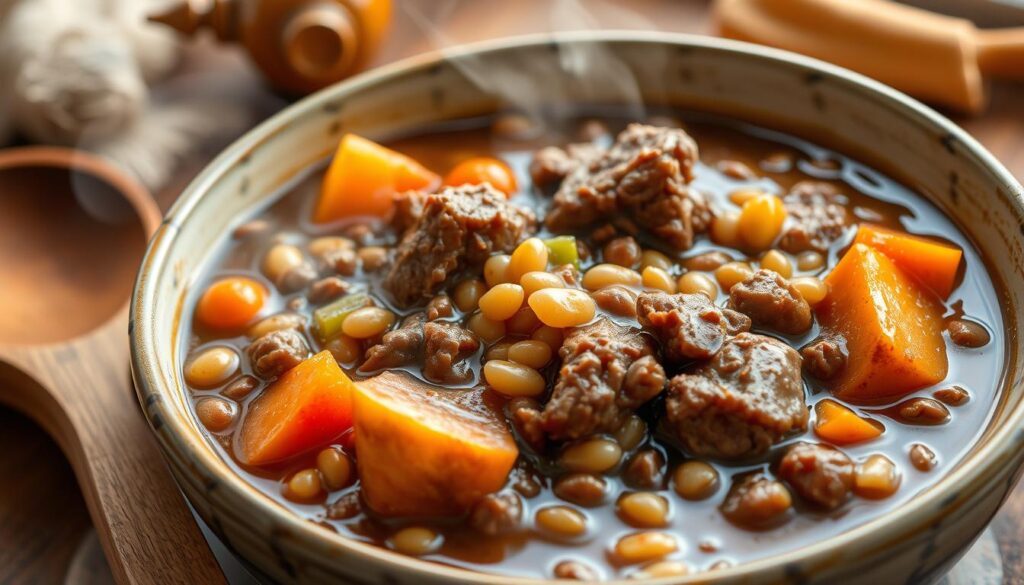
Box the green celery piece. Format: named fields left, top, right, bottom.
left=544, top=236, right=579, bottom=269
left=314, top=292, right=369, bottom=341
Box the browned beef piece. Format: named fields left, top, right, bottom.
left=423, top=321, right=480, bottom=384
left=384, top=184, right=535, bottom=306
left=623, top=356, right=667, bottom=405
left=727, top=269, right=812, bottom=335
left=801, top=338, right=847, bottom=380
left=529, top=146, right=574, bottom=187
left=520, top=319, right=664, bottom=441
left=545, top=124, right=712, bottom=250
left=248, top=329, right=310, bottom=379
left=390, top=190, right=427, bottom=234
left=528, top=143, right=602, bottom=188
left=358, top=314, right=425, bottom=373
left=637, top=291, right=751, bottom=362
left=358, top=315, right=479, bottom=384
left=426, top=294, right=454, bottom=321
left=720, top=472, right=792, bottom=529
left=777, top=442, right=854, bottom=510
left=508, top=397, right=546, bottom=452
left=779, top=181, right=851, bottom=252
left=665, top=333, right=807, bottom=459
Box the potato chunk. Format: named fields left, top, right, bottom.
left=817, top=244, right=947, bottom=402
left=353, top=371, right=518, bottom=517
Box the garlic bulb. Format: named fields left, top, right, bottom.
left=0, top=0, right=179, bottom=145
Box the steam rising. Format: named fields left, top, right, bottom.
left=402, top=0, right=665, bottom=129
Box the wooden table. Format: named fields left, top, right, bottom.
left=2, top=1, right=1023, bottom=582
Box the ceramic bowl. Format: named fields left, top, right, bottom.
left=131, top=32, right=1024, bottom=584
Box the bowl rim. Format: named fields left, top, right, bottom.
left=132, top=30, right=1024, bottom=584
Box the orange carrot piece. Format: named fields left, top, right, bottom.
left=818, top=244, right=947, bottom=402
left=196, top=277, right=266, bottom=332
left=353, top=371, right=518, bottom=517
left=853, top=224, right=962, bottom=298
left=314, top=134, right=439, bottom=223
left=237, top=351, right=355, bottom=465
left=814, top=399, right=884, bottom=445
left=444, top=156, right=518, bottom=196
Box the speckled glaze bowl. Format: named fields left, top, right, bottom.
left=131, top=32, right=1024, bottom=584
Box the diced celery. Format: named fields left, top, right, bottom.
left=314, top=292, right=369, bottom=341
left=544, top=236, right=580, bottom=269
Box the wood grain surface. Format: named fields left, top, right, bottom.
left=1, top=0, right=1022, bottom=583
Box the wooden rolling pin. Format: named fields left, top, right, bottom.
left=714, top=0, right=1024, bottom=113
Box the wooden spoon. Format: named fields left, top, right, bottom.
left=0, top=147, right=225, bottom=584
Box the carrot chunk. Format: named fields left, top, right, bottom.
left=444, top=156, right=518, bottom=196
left=853, top=224, right=962, bottom=299
left=353, top=371, right=518, bottom=517
left=818, top=244, right=947, bottom=402
left=237, top=351, right=355, bottom=465
left=313, top=134, right=439, bottom=223
left=814, top=399, right=883, bottom=445
left=196, top=277, right=266, bottom=332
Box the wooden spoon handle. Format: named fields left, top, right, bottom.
left=0, top=316, right=225, bottom=585
left=976, top=28, right=1024, bottom=80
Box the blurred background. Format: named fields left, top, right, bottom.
left=0, top=0, right=1022, bottom=583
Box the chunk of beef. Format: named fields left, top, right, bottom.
left=248, top=329, right=310, bottom=379
left=357, top=315, right=479, bottom=384
left=779, top=181, right=851, bottom=252
left=508, top=397, right=546, bottom=452
left=529, top=146, right=574, bottom=187
left=777, top=442, right=854, bottom=510
left=384, top=184, right=535, bottom=306
left=637, top=291, right=751, bottom=362
left=665, top=333, right=807, bottom=459
left=426, top=294, right=454, bottom=321
left=528, top=143, right=602, bottom=188
left=545, top=124, right=712, bottom=250
left=521, top=319, right=664, bottom=441
left=390, top=190, right=427, bottom=234
left=623, top=356, right=666, bottom=405
left=358, top=314, right=425, bottom=373
left=720, top=472, right=792, bottom=529
left=423, top=321, right=480, bottom=384
left=801, top=338, right=847, bottom=380
left=727, top=269, right=812, bottom=335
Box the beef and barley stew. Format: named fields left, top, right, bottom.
left=182, top=112, right=1003, bottom=580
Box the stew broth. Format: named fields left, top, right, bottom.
left=181, top=111, right=1003, bottom=580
